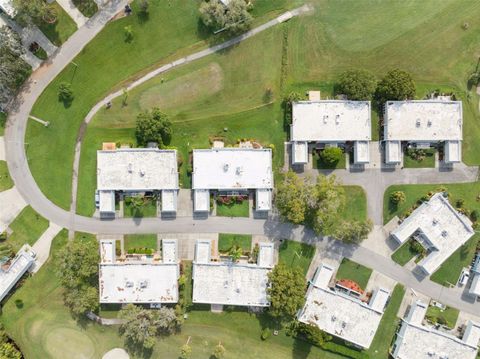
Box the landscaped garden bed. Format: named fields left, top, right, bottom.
left=312, top=148, right=346, bottom=170
left=216, top=195, right=249, bottom=217
left=425, top=304, right=459, bottom=329
left=403, top=148, right=436, bottom=168
left=123, top=196, right=157, bottom=218
left=391, top=239, right=426, bottom=266
left=218, top=233, right=252, bottom=254
left=124, top=234, right=157, bottom=254
left=335, top=258, right=372, bottom=290
left=278, top=240, right=315, bottom=276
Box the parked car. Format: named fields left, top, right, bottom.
left=458, top=269, right=470, bottom=286
left=95, top=190, right=100, bottom=208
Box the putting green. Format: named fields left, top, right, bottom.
left=43, top=327, right=96, bottom=359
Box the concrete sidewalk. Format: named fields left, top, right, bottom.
left=0, top=187, right=27, bottom=233
left=56, top=0, right=88, bottom=27
left=31, top=222, right=63, bottom=272
left=0, top=137, right=5, bottom=161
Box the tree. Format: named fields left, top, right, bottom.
left=319, top=147, right=343, bottom=164
left=296, top=322, right=332, bottom=347
left=228, top=245, right=242, bottom=262
left=13, top=0, right=52, bottom=25
left=180, top=344, right=192, bottom=359
left=337, top=69, right=377, bottom=101
left=375, top=69, right=416, bottom=104
left=58, top=82, right=74, bottom=103
left=0, top=26, right=31, bottom=105
left=57, top=235, right=99, bottom=317
left=275, top=171, right=309, bottom=224
left=135, top=107, right=172, bottom=147
left=119, top=305, right=180, bottom=350
left=0, top=342, right=21, bottom=359
left=267, top=264, right=305, bottom=323
left=199, top=0, right=252, bottom=33
left=390, top=191, right=406, bottom=204
left=212, top=343, right=226, bottom=359
left=334, top=219, right=373, bottom=244
left=311, top=175, right=346, bottom=236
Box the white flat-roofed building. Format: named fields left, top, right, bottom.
left=192, top=240, right=274, bottom=308
left=470, top=255, right=480, bottom=298
left=0, top=0, right=16, bottom=17
left=99, top=239, right=179, bottom=304
left=290, top=100, right=371, bottom=165
left=298, top=264, right=390, bottom=349
left=193, top=189, right=210, bottom=213
left=392, top=300, right=480, bottom=359
left=192, top=148, right=273, bottom=212
left=391, top=193, right=474, bottom=275
left=96, top=148, right=179, bottom=215
left=384, top=100, right=463, bottom=164
left=0, top=246, right=35, bottom=302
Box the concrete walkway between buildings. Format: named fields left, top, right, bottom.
left=0, top=187, right=27, bottom=233
left=69, top=4, right=314, bottom=214
left=0, top=137, right=5, bottom=161
left=56, top=0, right=88, bottom=27
left=31, top=222, right=63, bottom=272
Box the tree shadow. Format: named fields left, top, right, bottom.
left=292, top=337, right=312, bottom=359
left=137, top=11, right=149, bottom=25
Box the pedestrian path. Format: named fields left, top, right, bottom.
left=31, top=222, right=63, bottom=272
left=0, top=187, right=27, bottom=233
left=0, top=137, right=5, bottom=161
left=56, top=0, right=88, bottom=27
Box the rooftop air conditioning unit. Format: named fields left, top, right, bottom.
left=416, top=119, right=421, bottom=127
left=223, top=164, right=229, bottom=172
left=125, top=281, right=134, bottom=288
left=441, top=230, right=448, bottom=238
left=128, top=163, right=133, bottom=173
left=427, top=120, right=432, bottom=127
left=140, top=280, right=148, bottom=289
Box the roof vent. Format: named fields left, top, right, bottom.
left=223, top=164, right=229, bottom=172
left=140, top=280, right=148, bottom=289
left=335, top=114, right=340, bottom=124
left=140, top=170, right=145, bottom=177
left=416, top=119, right=421, bottom=127
left=441, top=230, right=448, bottom=238
left=427, top=120, right=432, bottom=127
left=128, top=163, right=133, bottom=173
left=432, top=218, right=438, bottom=225
left=236, top=166, right=243, bottom=175
left=331, top=315, right=336, bottom=322
left=125, top=281, right=134, bottom=288
left=323, top=115, right=328, bottom=123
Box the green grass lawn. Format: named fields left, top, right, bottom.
left=312, top=150, right=346, bottom=170
left=0, top=230, right=345, bottom=359
left=366, top=284, right=405, bottom=359
left=0, top=161, right=13, bottom=192
left=7, top=206, right=49, bottom=252
left=335, top=258, right=372, bottom=290
left=216, top=200, right=250, bottom=218
left=403, top=148, right=436, bottom=168
left=124, top=234, right=158, bottom=252
left=278, top=240, right=315, bottom=276
left=123, top=197, right=157, bottom=218
left=218, top=233, right=252, bottom=253
left=391, top=240, right=421, bottom=266
left=342, top=186, right=367, bottom=222
left=426, top=305, right=460, bottom=329
left=35, top=2, right=77, bottom=46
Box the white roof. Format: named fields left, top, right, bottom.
left=162, top=239, right=177, bottom=263
left=298, top=264, right=389, bottom=349
left=192, top=148, right=273, bottom=190
left=369, top=288, right=390, bottom=313
left=97, top=149, right=178, bottom=191
left=391, top=193, right=474, bottom=275
left=0, top=0, right=16, bottom=17
left=405, top=300, right=428, bottom=325
left=393, top=301, right=480, bottom=359
left=445, top=140, right=461, bottom=163
left=192, top=263, right=271, bottom=307
left=161, top=190, right=176, bottom=212
left=291, top=101, right=371, bottom=142
left=99, top=190, right=115, bottom=213
left=99, top=263, right=179, bottom=304
left=385, top=140, right=402, bottom=164
left=255, top=189, right=272, bottom=211
left=464, top=321, right=480, bottom=348
left=353, top=141, right=370, bottom=163
left=195, top=240, right=211, bottom=264
left=292, top=141, right=308, bottom=164
left=384, top=101, right=463, bottom=141
left=194, top=189, right=210, bottom=212
left=257, top=242, right=274, bottom=268
left=0, top=248, right=35, bottom=302
left=470, top=274, right=480, bottom=297
left=100, top=240, right=116, bottom=264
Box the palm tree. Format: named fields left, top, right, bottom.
left=229, top=245, right=242, bottom=263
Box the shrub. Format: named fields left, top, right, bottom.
left=470, top=210, right=479, bottom=222
left=456, top=199, right=465, bottom=208
left=58, top=82, right=73, bottom=102
left=261, top=328, right=271, bottom=340
left=320, top=147, right=343, bottom=164
left=390, top=191, right=406, bottom=204
left=124, top=25, right=133, bottom=42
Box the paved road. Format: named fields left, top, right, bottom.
left=4, top=0, right=480, bottom=316
left=308, top=164, right=479, bottom=225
